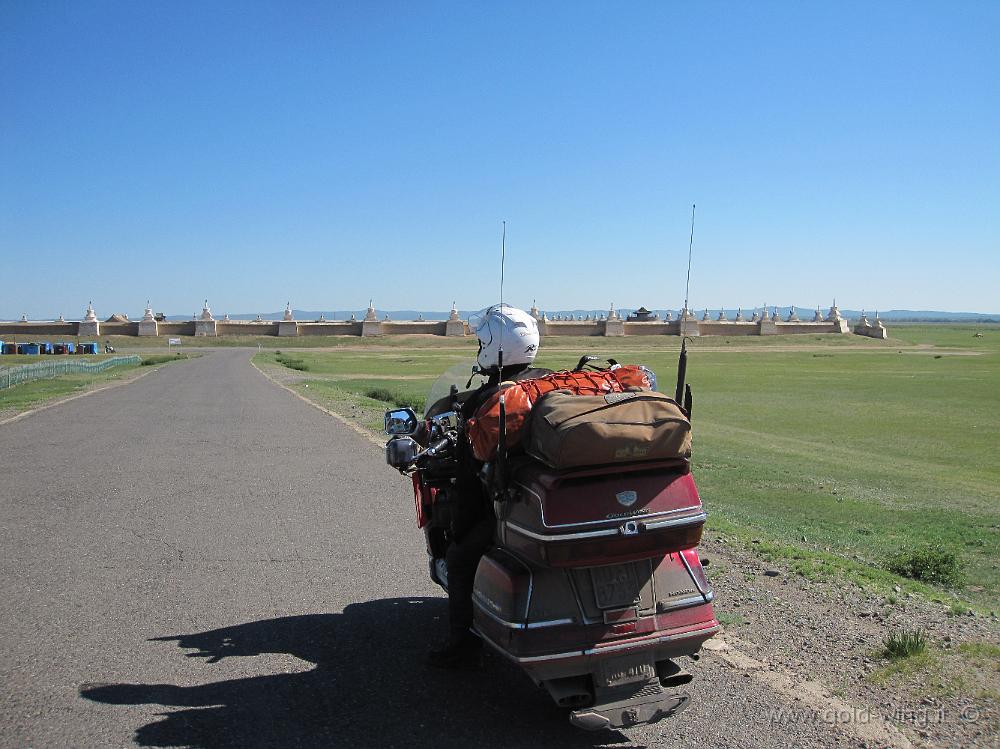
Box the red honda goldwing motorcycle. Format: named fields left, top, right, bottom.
left=384, top=351, right=718, bottom=730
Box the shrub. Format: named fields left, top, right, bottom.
left=141, top=354, right=186, bottom=366
left=887, top=547, right=964, bottom=586
left=881, top=628, right=927, bottom=660
left=948, top=602, right=970, bottom=617
left=365, top=387, right=414, bottom=409
left=275, top=354, right=309, bottom=372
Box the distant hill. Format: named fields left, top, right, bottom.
left=864, top=310, right=1000, bottom=322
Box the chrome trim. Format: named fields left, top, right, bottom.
left=645, top=511, right=709, bottom=531
left=678, top=548, right=711, bottom=602
left=524, top=560, right=534, bottom=622
left=582, top=623, right=721, bottom=656
left=477, top=630, right=580, bottom=663
left=527, top=618, right=575, bottom=629
left=476, top=622, right=721, bottom=664
left=514, top=481, right=702, bottom=530
left=473, top=597, right=574, bottom=630
left=506, top=511, right=707, bottom=542
left=508, top=523, right=618, bottom=541
left=658, top=592, right=714, bottom=611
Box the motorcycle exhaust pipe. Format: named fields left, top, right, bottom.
left=543, top=676, right=593, bottom=708
left=656, top=659, right=693, bottom=688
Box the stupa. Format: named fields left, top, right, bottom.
left=138, top=301, right=158, bottom=336
left=278, top=302, right=298, bottom=337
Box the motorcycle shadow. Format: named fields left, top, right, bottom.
left=80, top=597, right=645, bottom=749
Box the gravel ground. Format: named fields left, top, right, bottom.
left=0, top=363, right=156, bottom=423
left=699, top=535, right=999, bottom=748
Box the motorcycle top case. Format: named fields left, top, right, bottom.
left=503, top=460, right=706, bottom=568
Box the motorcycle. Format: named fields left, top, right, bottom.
left=384, top=354, right=718, bottom=730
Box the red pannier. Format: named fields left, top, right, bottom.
left=411, top=473, right=434, bottom=528
left=466, top=366, right=652, bottom=461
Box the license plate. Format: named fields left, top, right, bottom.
left=591, top=563, right=641, bottom=609
left=598, top=654, right=655, bottom=688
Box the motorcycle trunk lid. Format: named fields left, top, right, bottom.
left=502, top=459, right=707, bottom=568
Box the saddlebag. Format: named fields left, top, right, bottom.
left=473, top=546, right=717, bottom=667
left=526, top=391, right=691, bottom=470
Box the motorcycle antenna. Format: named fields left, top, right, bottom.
left=498, top=219, right=506, bottom=372
left=675, top=204, right=696, bottom=416
left=500, top=220, right=506, bottom=309
left=496, top=219, right=509, bottom=500
left=683, top=204, right=695, bottom=316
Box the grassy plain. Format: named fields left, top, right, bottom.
left=254, top=324, right=1000, bottom=610
left=0, top=353, right=191, bottom=416
left=0, top=365, right=142, bottom=414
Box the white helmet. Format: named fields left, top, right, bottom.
left=471, top=303, right=539, bottom=372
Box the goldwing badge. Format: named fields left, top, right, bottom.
left=616, top=490, right=638, bottom=508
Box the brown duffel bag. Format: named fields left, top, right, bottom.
left=466, top=365, right=653, bottom=461
left=526, top=390, right=691, bottom=470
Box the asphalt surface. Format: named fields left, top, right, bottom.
left=1, top=349, right=857, bottom=748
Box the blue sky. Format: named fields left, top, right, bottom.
left=2, top=1, right=997, bottom=318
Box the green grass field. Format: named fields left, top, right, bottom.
left=255, top=324, right=1000, bottom=610
left=0, top=365, right=142, bottom=413
left=0, top=353, right=190, bottom=415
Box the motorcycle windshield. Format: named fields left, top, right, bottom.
left=424, top=360, right=487, bottom=417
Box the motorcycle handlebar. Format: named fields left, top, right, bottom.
left=425, top=437, right=451, bottom=457
left=413, top=437, right=452, bottom=468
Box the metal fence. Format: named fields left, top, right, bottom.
left=0, top=355, right=141, bottom=390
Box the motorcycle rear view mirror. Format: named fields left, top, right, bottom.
left=385, top=408, right=419, bottom=435
left=430, top=411, right=458, bottom=431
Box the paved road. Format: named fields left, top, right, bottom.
left=1, top=350, right=857, bottom=748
